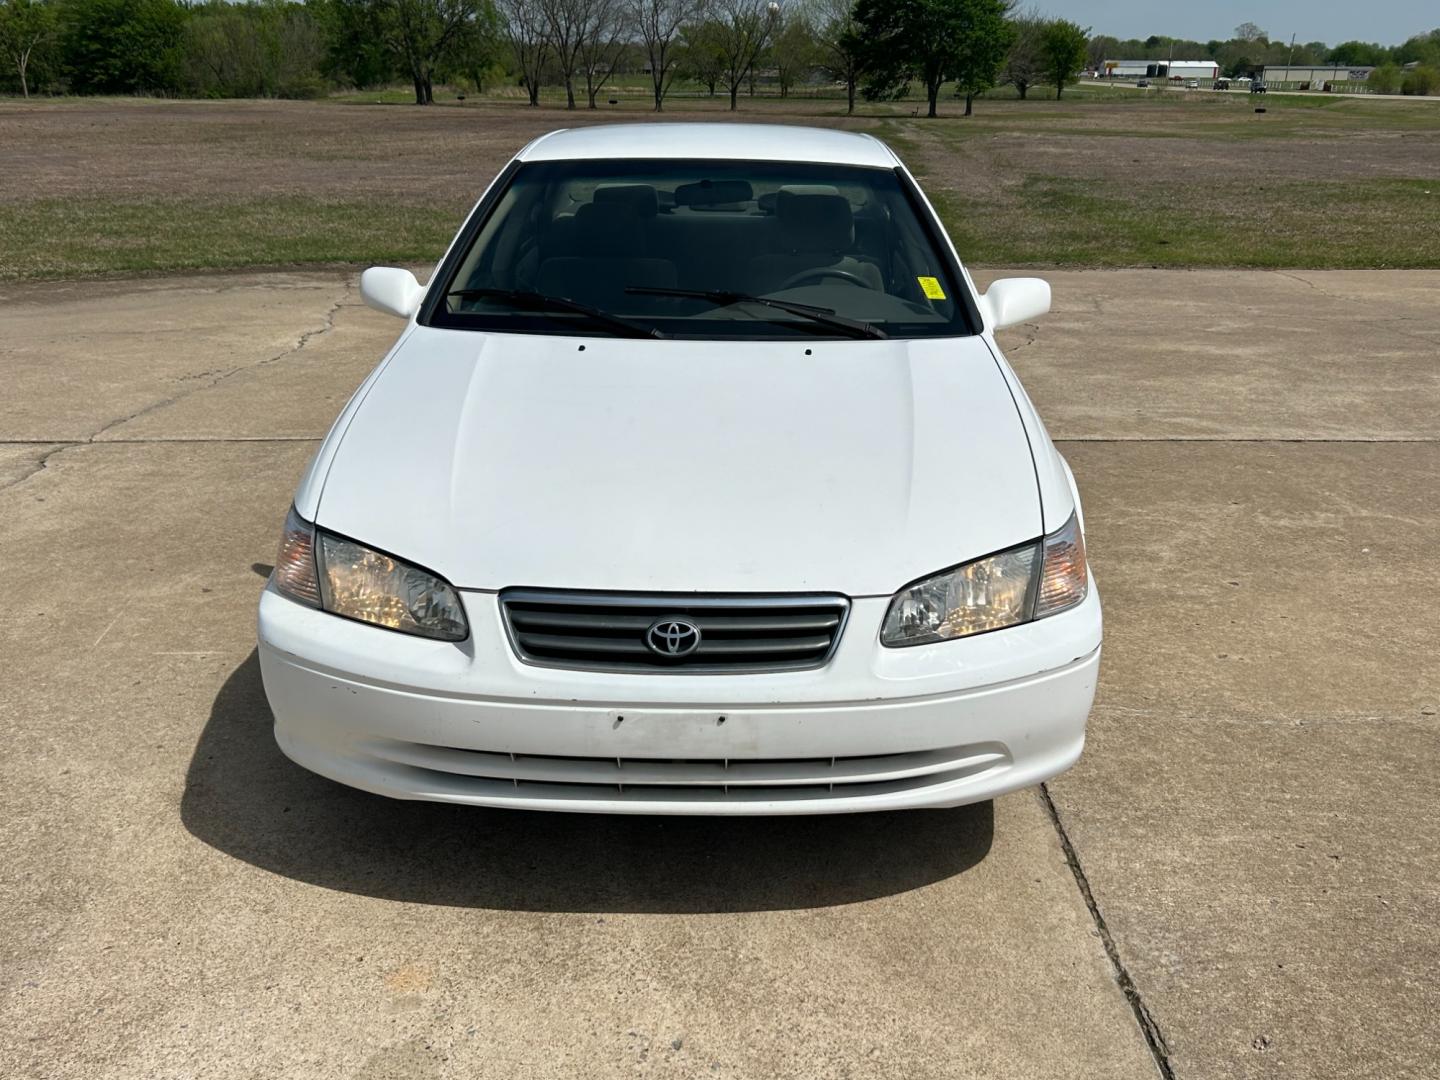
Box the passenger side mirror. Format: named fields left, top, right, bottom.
left=360, top=267, right=424, bottom=319
left=980, top=277, right=1051, bottom=330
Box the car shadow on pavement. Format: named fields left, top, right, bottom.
left=181, top=650, right=994, bottom=913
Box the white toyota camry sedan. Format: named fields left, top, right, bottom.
left=258, top=123, right=1101, bottom=815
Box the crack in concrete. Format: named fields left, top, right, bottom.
left=89, top=284, right=356, bottom=444
left=0, top=285, right=353, bottom=493
left=0, top=442, right=82, bottom=493
left=1039, top=783, right=1176, bottom=1080
left=1272, top=271, right=1440, bottom=347
left=997, top=322, right=1042, bottom=355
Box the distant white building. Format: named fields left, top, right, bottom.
left=1260, top=65, right=1375, bottom=89
left=1103, top=60, right=1221, bottom=81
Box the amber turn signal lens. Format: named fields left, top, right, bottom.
left=1035, top=512, right=1088, bottom=619
left=274, top=506, right=321, bottom=607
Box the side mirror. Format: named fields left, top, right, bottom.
left=360, top=267, right=424, bottom=319
left=980, top=277, right=1051, bottom=330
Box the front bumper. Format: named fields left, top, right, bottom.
left=257, top=585, right=1101, bottom=815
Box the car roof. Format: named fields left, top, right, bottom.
left=516, top=124, right=900, bottom=169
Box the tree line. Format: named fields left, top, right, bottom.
left=2, top=0, right=1436, bottom=107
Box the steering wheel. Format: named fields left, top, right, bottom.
left=776, top=267, right=877, bottom=291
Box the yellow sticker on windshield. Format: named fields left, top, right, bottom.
left=918, top=276, right=947, bottom=300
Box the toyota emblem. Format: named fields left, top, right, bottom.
left=645, top=617, right=702, bottom=658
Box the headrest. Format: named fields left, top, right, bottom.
left=576, top=201, right=645, bottom=256
left=776, top=191, right=853, bottom=253
left=593, top=184, right=659, bottom=218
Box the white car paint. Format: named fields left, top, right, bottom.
left=259, top=123, right=1101, bottom=815
left=314, top=331, right=1042, bottom=595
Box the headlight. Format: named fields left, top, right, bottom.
left=880, top=513, right=1088, bottom=647
left=272, top=508, right=468, bottom=642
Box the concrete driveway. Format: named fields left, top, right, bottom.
left=1, top=269, right=1436, bottom=1080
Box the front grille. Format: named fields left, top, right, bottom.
left=365, top=739, right=1010, bottom=801
left=500, top=590, right=850, bottom=673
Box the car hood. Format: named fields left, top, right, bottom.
left=315, top=327, right=1041, bottom=596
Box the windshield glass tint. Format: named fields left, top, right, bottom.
left=428, top=159, right=972, bottom=340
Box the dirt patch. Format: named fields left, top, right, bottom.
left=0, top=97, right=878, bottom=210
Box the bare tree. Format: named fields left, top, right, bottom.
left=542, top=0, right=622, bottom=108
left=575, top=0, right=626, bottom=107
left=630, top=0, right=696, bottom=111
left=813, top=0, right=864, bottom=114
left=498, top=0, right=551, bottom=105
left=712, top=0, right=778, bottom=110
left=1234, top=21, right=1266, bottom=43
left=1000, top=8, right=1043, bottom=99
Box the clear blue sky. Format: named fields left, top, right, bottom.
left=1044, top=2, right=1435, bottom=46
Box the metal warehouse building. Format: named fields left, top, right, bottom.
left=1104, top=59, right=1221, bottom=81
left=1260, top=65, right=1375, bottom=90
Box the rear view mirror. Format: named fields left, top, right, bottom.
left=674, top=179, right=754, bottom=208
left=981, top=277, right=1051, bottom=330
left=360, top=267, right=424, bottom=319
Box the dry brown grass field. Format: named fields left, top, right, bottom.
left=2, top=90, right=1437, bottom=279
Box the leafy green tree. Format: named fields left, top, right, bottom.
left=317, top=0, right=397, bottom=89
left=1396, top=29, right=1440, bottom=68
left=856, top=0, right=1012, bottom=119
left=378, top=0, right=496, bottom=104
left=949, top=0, right=1013, bottom=115
left=0, top=0, right=56, bottom=97
left=813, top=0, right=864, bottom=114
left=1040, top=17, right=1087, bottom=99
left=181, top=1, right=326, bottom=99
left=769, top=8, right=816, bottom=98
left=58, top=0, right=187, bottom=94
left=1402, top=65, right=1437, bottom=95
left=1329, top=41, right=1384, bottom=66
left=680, top=17, right=726, bottom=96
left=1369, top=62, right=1400, bottom=94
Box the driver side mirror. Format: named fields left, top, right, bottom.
left=360, top=267, right=424, bottom=319
left=980, top=277, right=1051, bottom=330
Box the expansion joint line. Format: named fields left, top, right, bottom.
left=1038, top=783, right=1176, bottom=1080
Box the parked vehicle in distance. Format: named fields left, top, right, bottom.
left=1250, top=82, right=1267, bottom=93
left=1185, top=80, right=1199, bottom=89
left=258, top=124, right=1102, bottom=816
left=1136, top=79, right=1150, bottom=87
left=1213, top=78, right=1231, bottom=90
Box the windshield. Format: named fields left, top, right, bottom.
left=424, top=159, right=975, bottom=340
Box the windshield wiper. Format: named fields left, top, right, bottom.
left=625, top=286, right=887, bottom=340
left=447, top=287, right=664, bottom=339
